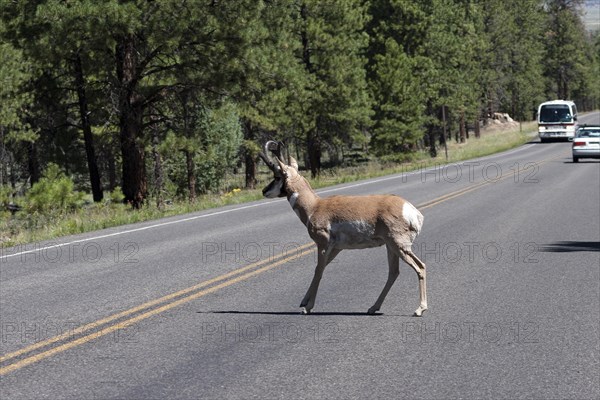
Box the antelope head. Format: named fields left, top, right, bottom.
left=259, top=141, right=299, bottom=198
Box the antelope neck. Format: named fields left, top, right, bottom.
left=286, top=179, right=318, bottom=226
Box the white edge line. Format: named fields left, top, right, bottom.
left=318, top=142, right=536, bottom=194
left=1, top=201, right=280, bottom=261
left=1, top=142, right=536, bottom=261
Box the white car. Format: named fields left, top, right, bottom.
left=571, top=126, right=600, bottom=163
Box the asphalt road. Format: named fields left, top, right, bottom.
left=1, top=112, right=599, bottom=399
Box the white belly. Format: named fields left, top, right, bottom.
left=330, top=221, right=384, bottom=249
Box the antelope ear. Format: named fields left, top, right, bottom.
left=289, top=156, right=298, bottom=171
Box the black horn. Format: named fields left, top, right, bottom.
left=259, top=140, right=281, bottom=173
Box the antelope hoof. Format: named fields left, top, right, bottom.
left=301, top=307, right=311, bottom=315
left=367, top=307, right=379, bottom=315
left=414, top=307, right=427, bottom=317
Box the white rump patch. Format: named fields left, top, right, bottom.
left=403, top=202, right=423, bottom=234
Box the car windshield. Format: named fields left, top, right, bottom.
left=577, top=129, right=600, bottom=138
left=539, top=105, right=572, bottom=123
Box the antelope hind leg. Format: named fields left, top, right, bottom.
left=368, top=246, right=400, bottom=314
left=400, top=249, right=427, bottom=316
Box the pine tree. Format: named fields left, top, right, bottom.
left=367, top=0, right=430, bottom=159
left=478, top=0, right=546, bottom=121
left=0, top=41, right=36, bottom=188
left=297, top=0, right=372, bottom=177
left=231, top=1, right=305, bottom=188
left=428, top=0, right=482, bottom=142
left=543, top=0, right=589, bottom=100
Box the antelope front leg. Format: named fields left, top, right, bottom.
left=300, top=254, right=326, bottom=314
left=300, top=246, right=339, bottom=314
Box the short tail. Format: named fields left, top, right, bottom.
left=414, top=209, right=424, bottom=235
left=403, top=201, right=423, bottom=235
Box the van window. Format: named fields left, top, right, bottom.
left=539, top=105, right=572, bottom=123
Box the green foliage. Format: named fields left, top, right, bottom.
left=0, top=184, right=13, bottom=208
left=242, top=140, right=262, bottom=159
left=195, top=102, right=243, bottom=193
left=299, top=0, right=373, bottom=147
left=478, top=0, right=546, bottom=120
left=0, top=42, right=37, bottom=142
left=234, top=0, right=304, bottom=133
left=370, top=45, right=429, bottom=153
left=543, top=0, right=589, bottom=100
left=2, top=121, right=533, bottom=248
left=25, top=164, right=84, bottom=213
left=0, top=0, right=599, bottom=226
left=367, top=0, right=430, bottom=155
left=590, top=32, right=600, bottom=110
left=109, top=187, right=125, bottom=204
left=162, top=101, right=243, bottom=195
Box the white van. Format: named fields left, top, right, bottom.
left=537, top=100, right=578, bottom=142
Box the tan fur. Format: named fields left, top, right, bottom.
left=266, top=157, right=427, bottom=316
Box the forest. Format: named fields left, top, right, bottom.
left=1, top=0, right=599, bottom=212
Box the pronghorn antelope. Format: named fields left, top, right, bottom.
left=259, top=142, right=427, bottom=316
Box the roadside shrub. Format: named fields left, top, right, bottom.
left=109, top=187, right=125, bottom=204
left=195, top=102, right=243, bottom=193
left=161, top=101, right=243, bottom=196
left=0, top=185, right=12, bottom=209
left=25, top=163, right=84, bottom=213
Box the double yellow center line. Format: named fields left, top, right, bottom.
left=0, top=244, right=316, bottom=375
left=0, top=154, right=564, bottom=375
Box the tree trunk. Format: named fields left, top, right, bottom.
left=300, top=4, right=313, bottom=74
left=243, top=119, right=256, bottom=189
left=118, top=104, right=146, bottom=209
left=245, top=152, right=257, bottom=190
left=474, top=117, right=481, bottom=138
left=107, top=147, right=116, bottom=191
left=426, top=102, right=437, bottom=158
left=151, top=118, right=164, bottom=210
left=459, top=111, right=466, bottom=143
left=73, top=52, right=103, bottom=202
left=27, top=141, right=40, bottom=186
left=485, top=94, right=493, bottom=126
left=441, top=105, right=448, bottom=160
left=307, top=130, right=321, bottom=178
left=560, top=73, right=569, bottom=100
left=185, top=150, right=196, bottom=202
left=0, top=128, right=6, bottom=187
left=116, top=34, right=147, bottom=209
left=301, top=3, right=320, bottom=178
left=428, top=125, right=437, bottom=158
